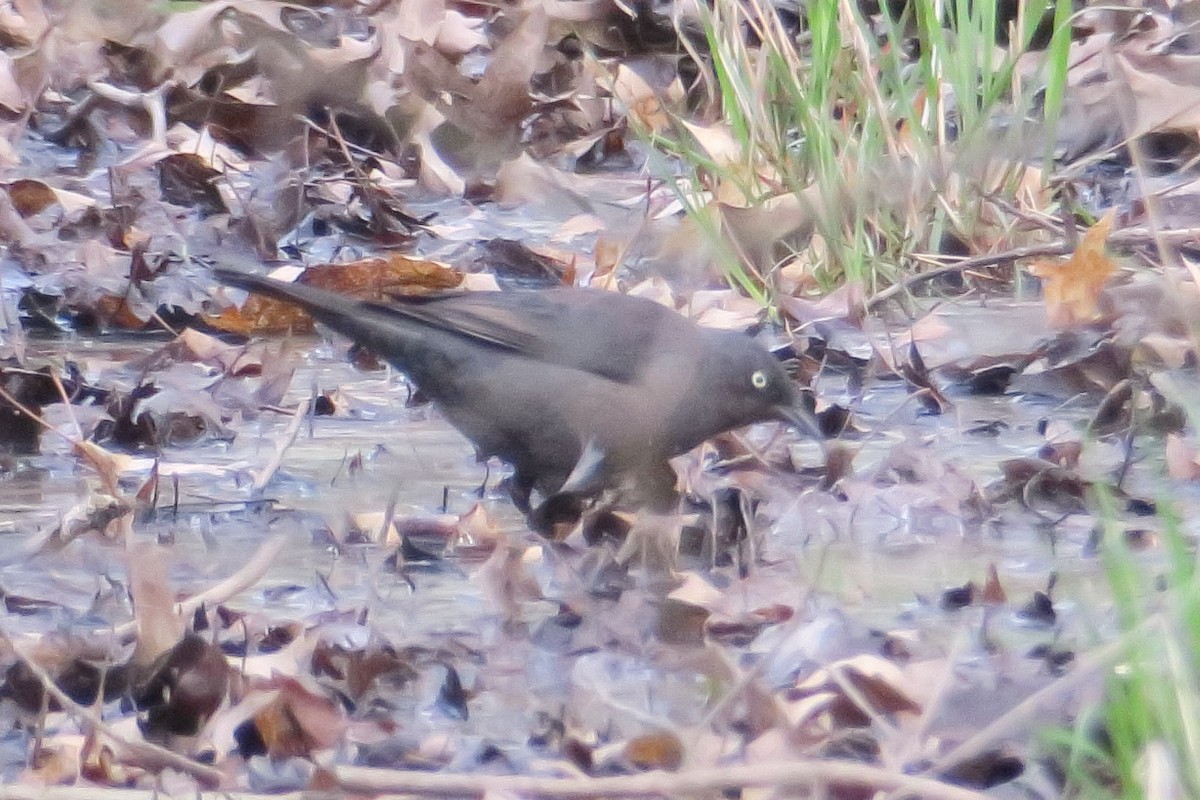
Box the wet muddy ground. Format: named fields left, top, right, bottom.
left=3, top=301, right=1159, bottom=649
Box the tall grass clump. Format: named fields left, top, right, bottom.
left=644, top=0, right=1073, bottom=304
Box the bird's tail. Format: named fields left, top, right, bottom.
left=214, top=268, right=365, bottom=319
left=212, top=268, right=424, bottom=362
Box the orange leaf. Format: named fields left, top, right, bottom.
left=301, top=255, right=462, bottom=297
left=207, top=256, right=462, bottom=336
left=94, top=294, right=152, bottom=330
left=624, top=731, right=684, bottom=771
left=1028, top=210, right=1118, bottom=327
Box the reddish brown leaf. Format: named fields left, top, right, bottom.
left=253, top=677, right=345, bottom=758
left=982, top=564, right=1007, bottom=605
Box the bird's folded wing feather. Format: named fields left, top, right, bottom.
left=370, top=291, right=669, bottom=385
left=362, top=297, right=543, bottom=354
left=217, top=269, right=674, bottom=387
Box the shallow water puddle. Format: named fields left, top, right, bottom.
left=0, top=316, right=1167, bottom=648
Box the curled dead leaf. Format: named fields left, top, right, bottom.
left=788, top=654, right=922, bottom=730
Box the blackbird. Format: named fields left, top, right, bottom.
left=214, top=269, right=820, bottom=520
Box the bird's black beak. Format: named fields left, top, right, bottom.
left=775, top=402, right=824, bottom=443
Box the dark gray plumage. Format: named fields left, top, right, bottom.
left=214, top=269, right=820, bottom=521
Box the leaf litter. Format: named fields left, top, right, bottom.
left=0, top=0, right=1199, bottom=797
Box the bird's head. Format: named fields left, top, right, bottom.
left=694, top=332, right=823, bottom=443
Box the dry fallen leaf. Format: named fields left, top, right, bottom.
left=789, top=654, right=922, bottom=729
left=624, top=730, right=684, bottom=771
left=1028, top=210, right=1118, bottom=327
left=208, top=256, right=463, bottom=335
left=718, top=189, right=818, bottom=276
left=1165, top=434, right=1200, bottom=481
left=982, top=563, right=1007, bottom=605
left=610, top=63, right=670, bottom=133
left=128, top=543, right=185, bottom=669
left=252, top=677, right=345, bottom=758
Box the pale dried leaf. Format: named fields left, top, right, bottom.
left=1165, top=434, right=1200, bottom=480
left=129, top=543, right=185, bottom=668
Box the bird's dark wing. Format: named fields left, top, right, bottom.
left=374, top=289, right=676, bottom=385
left=215, top=270, right=677, bottom=385
left=362, top=293, right=544, bottom=354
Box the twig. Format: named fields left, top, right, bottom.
left=0, top=534, right=286, bottom=787
left=865, top=242, right=1075, bottom=311
left=250, top=399, right=310, bottom=492
left=984, top=194, right=1066, bottom=238
left=865, top=225, right=1200, bottom=313
left=86, top=81, right=168, bottom=145
left=333, top=758, right=992, bottom=799
left=920, top=618, right=1149, bottom=776
left=49, top=372, right=85, bottom=442
left=0, top=790, right=302, bottom=800
left=1110, top=55, right=1185, bottom=277
left=148, top=310, right=180, bottom=338
left=296, top=115, right=394, bottom=165
left=0, top=384, right=126, bottom=499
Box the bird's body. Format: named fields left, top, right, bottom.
left=214, top=269, right=818, bottom=518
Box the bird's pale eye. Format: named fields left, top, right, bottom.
left=751, top=370, right=768, bottom=389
